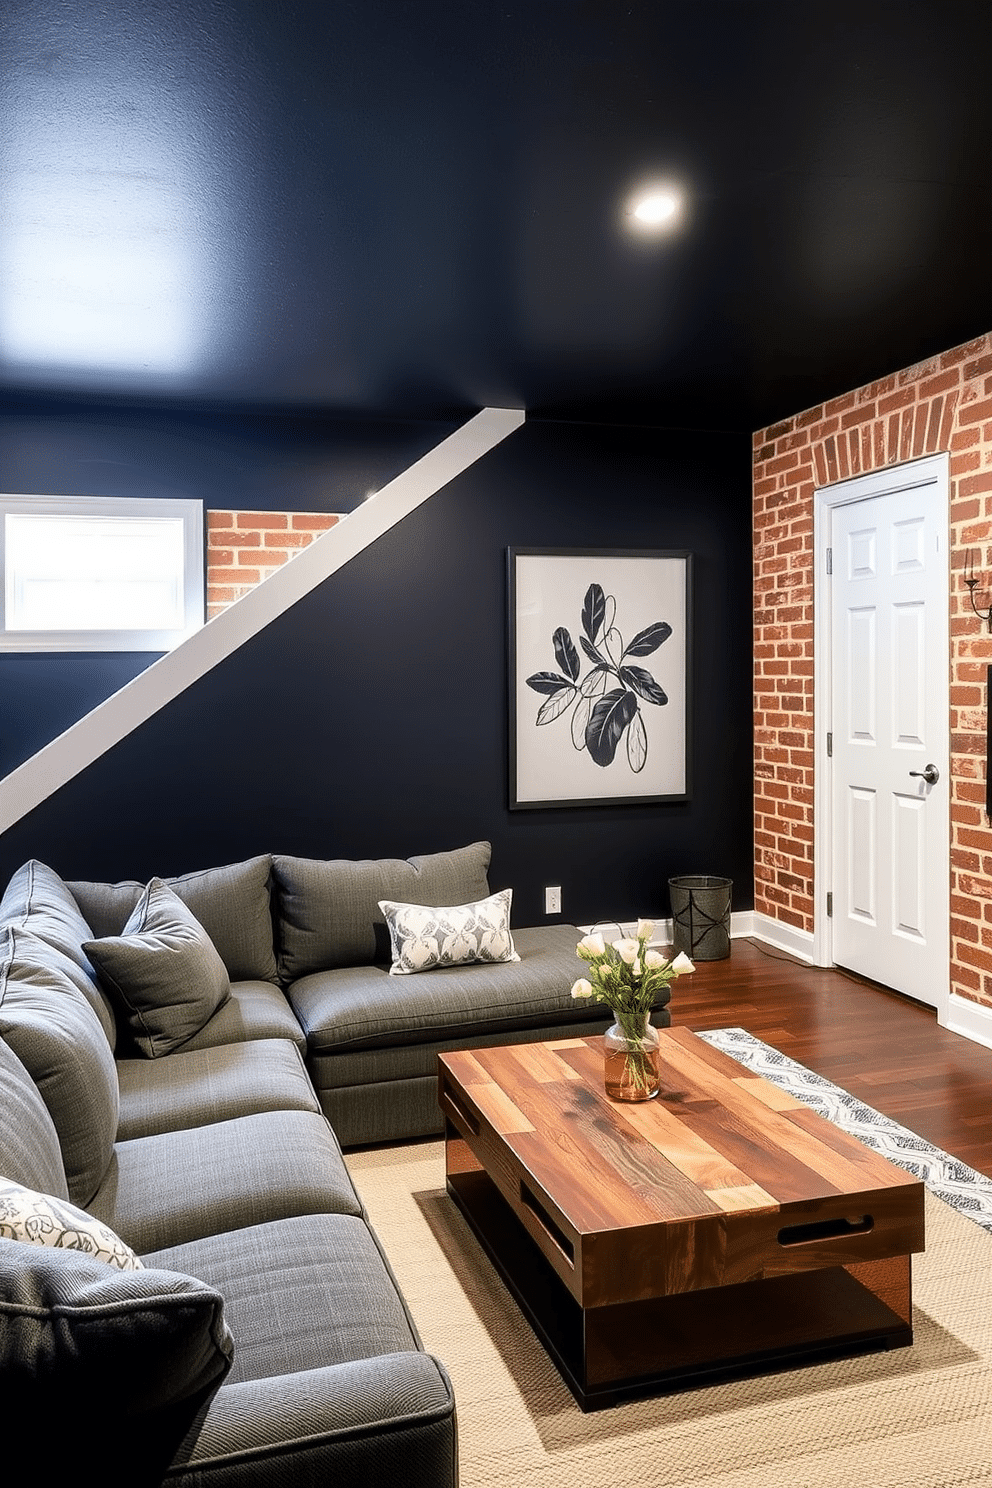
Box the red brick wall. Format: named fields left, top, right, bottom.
left=206, top=510, right=341, bottom=619
left=753, top=331, right=992, bottom=1009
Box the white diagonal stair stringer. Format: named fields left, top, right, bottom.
left=0, top=406, right=525, bottom=834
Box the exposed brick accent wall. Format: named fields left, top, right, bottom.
left=753, top=330, right=992, bottom=1009
left=206, top=510, right=341, bottom=619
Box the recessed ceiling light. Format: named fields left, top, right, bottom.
left=627, top=187, right=682, bottom=231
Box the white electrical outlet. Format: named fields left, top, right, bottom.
left=545, top=885, right=562, bottom=915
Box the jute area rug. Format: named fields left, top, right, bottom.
left=345, top=1047, right=992, bottom=1488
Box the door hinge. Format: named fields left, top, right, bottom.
left=826, top=732, right=832, bottom=757
left=826, top=546, right=833, bottom=575
left=826, top=891, right=833, bottom=918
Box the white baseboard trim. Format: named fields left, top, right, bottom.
left=578, top=911, right=814, bottom=963
left=941, top=992, right=992, bottom=1051
left=747, top=912, right=816, bottom=962
left=578, top=910, right=759, bottom=950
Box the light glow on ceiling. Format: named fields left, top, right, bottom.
left=0, top=162, right=203, bottom=375
left=0, top=42, right=222, bottom=384
left=627, top=186, right=683, bottom=232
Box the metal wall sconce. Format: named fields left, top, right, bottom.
left=963, top=549, right=992, bottom=631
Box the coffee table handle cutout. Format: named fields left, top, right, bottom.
left=778, top=1215, right=873, bottom=1247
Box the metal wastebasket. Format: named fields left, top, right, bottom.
left=668, top=875, right=733, bottom=961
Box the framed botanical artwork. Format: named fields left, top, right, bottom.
left=508, top=548, right=692, bottom=809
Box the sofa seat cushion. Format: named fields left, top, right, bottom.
left=117, top=1038, right=321, bottom=1141
left=273, top=841, right=493, bottom=980
left=89, top=1110, right=362, bottom=1253
left=0, top=927, right=119, bottom=1208
left=68, top=855, right=279, bottom=985
left=0, top=1239, right=233, bottom=1466
left=309, top=1010, right=629, bottom=1094
left=288, top=923, right=587, bottom=1053
left=145, top=1213, right=419, bottom=1384
left=172, top=980, right=306, bottom=1053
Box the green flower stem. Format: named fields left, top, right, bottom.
left=612, top=1010, right=654, bottom=1093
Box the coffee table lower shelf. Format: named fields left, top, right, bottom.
left=447, top=1164, right=914, bottom=1411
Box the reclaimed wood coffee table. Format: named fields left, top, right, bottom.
left=438, top=1027, right=925, bottom=1409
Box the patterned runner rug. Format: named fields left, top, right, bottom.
left=699, top=1027, right=992, bottom=1234
left=346, top=1029, right=992, bottom=1488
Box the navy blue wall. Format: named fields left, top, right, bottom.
left=0, top=410, right=753, bottom=925
left=0, top=397, right=457, bottom=773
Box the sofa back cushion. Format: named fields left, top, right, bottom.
left=0, top=1037, right=69, bottom=1201
left=0, top=860, right=116, bottom=1048
left=0, top=926, right=119, bottom=1208
left=68, top=855, right=278, bottom=984
left=272, top=842, right=493, bottom=982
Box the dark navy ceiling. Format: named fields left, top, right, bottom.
left=2, top=0, right=991, bottom=431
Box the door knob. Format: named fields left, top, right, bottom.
left=909, top=764, right=940, bottom=785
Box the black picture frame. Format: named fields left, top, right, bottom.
left=508, top=547, right=692, bottom=810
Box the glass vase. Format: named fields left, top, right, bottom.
left=603, top=1011, right=661, bottom=1102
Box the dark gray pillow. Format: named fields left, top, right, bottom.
left=84, top=880, right=231, bottom=1059
left=273, top=841, right=493, bottom=981
left=0, top=926, right=119, bottom=1208
left=69, top=855, right=278, bottom=984
left=0, top=1239, right=233, bottom=1471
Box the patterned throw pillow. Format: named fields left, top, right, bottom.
left=0, top=1178, right=142, bottom=1271
left=378, top=887, right=520, bottom=976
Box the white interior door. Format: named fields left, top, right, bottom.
left=826, top=459, right=949, bottom=1009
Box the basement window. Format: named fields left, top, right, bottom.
left=0, top=495, right=204, bottom=652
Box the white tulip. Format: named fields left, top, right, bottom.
left=636, top=917, right=654, bottom=941
left=612, top=937, right=639, bottom=964
left=644, top=948, right=665, bottom=969
left=578, top=932, right=606, bottom=956
left=632, top=958, right=642, bottom=977
left=670, top=951, right=695, bottom=975
left=571, top=978, right=594, bottom=998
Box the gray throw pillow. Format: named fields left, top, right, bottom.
left=84, top=880, right=231, bottom=1058
left=0, top=1239, right=233, bottom=1470
left=273, top=841, right=493, bottom=981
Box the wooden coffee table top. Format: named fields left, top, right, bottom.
left=438, top=1026, right=925, bottom=1309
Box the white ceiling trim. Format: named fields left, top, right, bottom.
left=0, top=406, right=525, bottom=834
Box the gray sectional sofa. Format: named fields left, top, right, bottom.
left=0, top=841, right=670, bottom=1483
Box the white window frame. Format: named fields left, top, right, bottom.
left=0, top=495, right=205, bottom=652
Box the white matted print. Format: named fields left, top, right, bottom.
left=508, top=549, right=691, bottom=808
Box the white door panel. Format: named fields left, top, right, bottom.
left=827, top=463, right=948, bottom=1008
left=848, top=787, right=876, bottom=921
left=892, top=793, right=926, bottom=939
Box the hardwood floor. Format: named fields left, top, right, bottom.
left=671, top=938, right=992, bottom=1181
